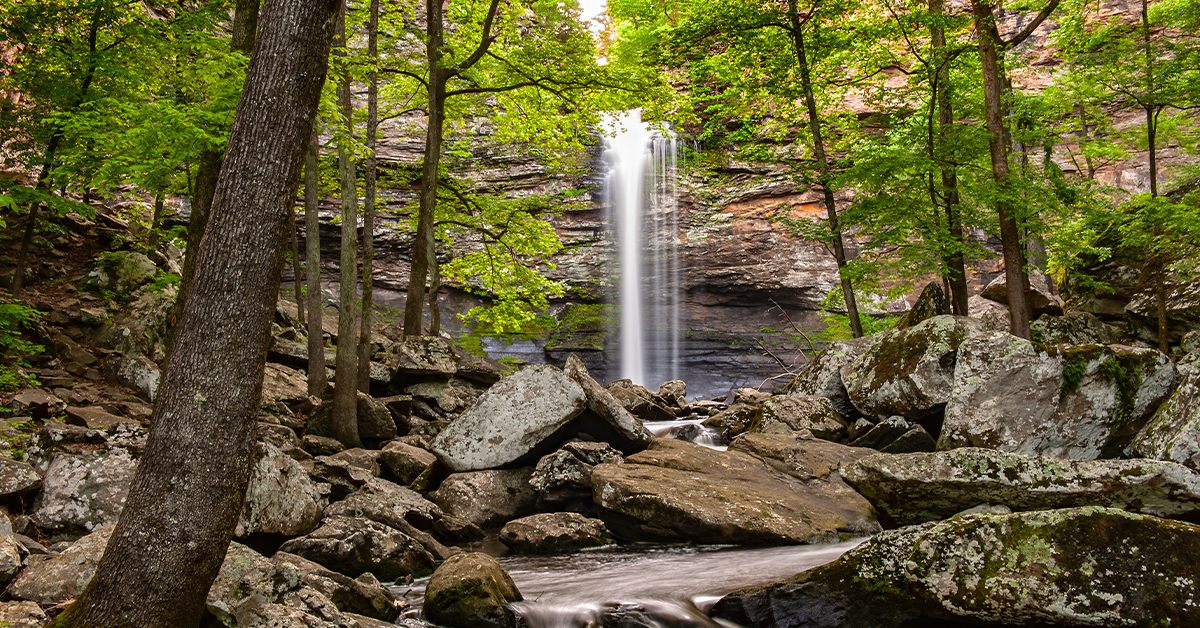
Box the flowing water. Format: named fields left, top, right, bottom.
left=643, top=418, right=727, bottom=450
left=601, top=110, right=682, bottom=390
left=397, top=541, right=861, bottom=627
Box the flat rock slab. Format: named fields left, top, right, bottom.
left=592, top=437, right=878, bottom=545
left=843, top=448, right=1200, bottom=526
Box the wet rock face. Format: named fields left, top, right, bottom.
left=939, top=332, right=1177, bottom=459
left=843, top=448, right=1200, bottom=526
left=1133, top=352, right=1200, bottom=470
left=840, top=315, right=984, bottom=422
left=712, top=507, right=1200, bottom=628
left=423, top=552, right=523, bottom=628
left=591, top=437, right=878, bottom=545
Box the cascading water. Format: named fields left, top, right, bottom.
left=601, top=110, right=683, bottom=389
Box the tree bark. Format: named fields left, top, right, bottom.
left=305, top=132, right=328, bottom=397
left=291, top=206, right=306, bottom=327
left=403, top=0, right=447, bottom=336
left=52, top=0, right=338, bottom=624
left=332, top=0, right=362, bottom=448
left=929, top=0, right=969, bottom=316
left=148, top=191, right=166, bottom=249
left=786, top=0, right=863, bottom=337
left=972, top=0, right=1032, bottom=338
left=357, top=0, right=380, bottom=390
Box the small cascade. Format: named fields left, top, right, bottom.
left=643, top=418, right=727, bottom=451
left=601, top=110, right=683, bottom=389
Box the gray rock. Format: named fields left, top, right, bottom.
left=605, top=380, right=675, bottom=422
left=592, top=437, right=877, bottom=545
left=1133, top=352, right=1200, bottom=470
left=85, top=251, right=158, bottom=297
left=712, top=507, right=1200, bottom=627
left=843, top=448, right=1200, bottom=526
left=529, top=442, right=623, bottom=512
left=429, top=468, right=536, bottom=529
left=878, top=425, right=935, bottom=454
left=272, top=552, right=404, bottom=621
left=11, top=389, right=65, bottom=418
left=237, top=442, right=323, bottom=538
left=757, top=394, right=847, bottom=441
left=405, top=380, right=484, bottom=418
left=261, top=362, right=311, bottom=417
left=114, top=355, right=161, bottom=402
left=1031, top=311, right=1125, bottom=345
left=784, top=338, right=876, bottom=418
left=967, top=294, right=1010, bottom=332
left=840, top=316, right=983, bottom=421
left=325, top=477, right=442, bottom=533
left=499, top=512, right=612, bottom=554
left=307, top=393, right=397, bottom=448
left=0, top=534, right=23, bottom=587
left=895, top=282, right=949, bottom=329
left=939, top=333, right=1178, bottom=459
left=848, top=416, right=911, bottom=450
left=279, top=515, right=438, bottom=581
left=99, top=284, right=176, bottom=362
left=379, top=440, right=438, bottom=487
left=980, top=267, right=1064, bottom=316
left=0, top=601, right=47, bottom=627
left=563, top=356, right=656, bottom=450
left=0, top=458, right=41, bottom=497
left=6, top=525, right=112, bottom=606
left=34, top=448, right=136, bottom=533
left=424, top=553, right=522, bottom=628
left=657, top=380, right=687, bottom=408
left=385, top=337, right=459, bottom=383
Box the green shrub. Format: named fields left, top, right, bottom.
left=0, top=302, right=44, bottom=391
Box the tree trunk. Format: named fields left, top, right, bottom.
left=304, top=132, right=327, bottom=397
left=291, top=206, right=305, bottom=327
left=929, top=0, right=969, bottom=316
left=148, top=191, right=166, bottom=249
left=357, top=0, right=380, bottom=391
left=786, top=0, right=863, bottom=337
left=175, top=0, right=261, bottom=323
left=972, top=0, right=1032, bottom=338
left=332, top=0, right=362, bottom=448
left=52, top=0, right=337, bottom=624
left=403, top=0, right=447, bottom=337
left=1140, top=0, right=1168, bottom=351
left=11, top=138, right=60, bottom=294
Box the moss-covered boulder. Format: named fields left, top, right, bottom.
left=83, top=251, right=159, bottom=299
left=939, top=332, right=1177, bottom=459
left=423, top=552, right=522, bottom=628
left=591, top=437, right=878, bottom=545
left=754, top=394, right=847, bottom=441
left=840, top=316, right=984, bottom=422
left=843, top=448, right=1200, bottom=526
left=895, top=282, right=949, bottom=329
left=1132, top=352, right=1200, bottom=470
left=712, top=507, right=1200, bottom=627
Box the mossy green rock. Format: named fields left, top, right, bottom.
left=424, top=552, right=522, bottom=628
left=713, top=507, right=1200, bottom=627
left=940, top=332, right=1177, bottom=459
left=843, top=448, right=1200, bottom=526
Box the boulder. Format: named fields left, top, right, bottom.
left=384, top=337, right=459, bottom=384
left=431, top=364, right=649, bottom=473
left=784, top=338, right=875, bottom=419
left=326, top=477, right=442, bottom=532
left=6, top=525, right=112, bottom=606
left=967, top=294, right=1010, bottom=332
left=605, top=380, right=675, bottom=422
left=0, top=602, right=48, bottom=628
left=848, top=416, right=912, bottom=451
left=878, top=425, right=936, bottom=454
left=591, top=437, right=877, bottom=545
left=99, top=283, right=176, bottom=362
left=84, top=251, right=158, bottom=297
left=307, top=393, right=397, bottom=448
left=114, top=355, right=161, bottom=402
left=939, top=333, right=1178, bottom=459
left=64, top=405, right=138, bottom=430
left=840, top=316, right=983, bottom=421
left=1031, top=311, right=1125, bottom=345
left=712, top=507, right=1200, bottom=628
left=261, top=362, right=311, bottom=417
left=0, top=457, right=41, bottom=497
left=11, top=389, right=65, bottom=419
left=208, top=543, right=357, bottom=627
left=529, top=441, right=623, bottom=512
left=756, top=394, right=846, bottom=441
left=0, top=534, right=23, bottom=587
left=657, top=380, right=687, bottom=408
left=980, top=267, right=1064, bottom=316
left=272, top=552, right=404, bottom=621
left=894, top=282, right=949, bottom=329
left=405, top=380, right=484, bottom=419
left=33, top=448, right=137, bottom=533
left=237, top=442, right=323, bottom=538
left=423, top=553, right=522, bottom=628
left=843, top=448, right=1200, bottom=526
left=499, top=513, right=612, bottom=554
left=1132, top=352, right=1200, bottom=470
left=562, top=355, right=656, bottom=448
left=278, top=515, right=438, bottom=581
left=429, top=468, right=536, bottom=529
left=379, top=440, right=439, bottom=487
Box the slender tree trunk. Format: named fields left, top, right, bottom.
left=148, top=191, right=166, bottom=249
left=357, top=0, right=380, bottom=391
left=929, top=0, right=969, bottom=316
left=429, top=248, right=442, bottom=335
left=1140, top=0, right=1169, bottom=352
left=176, top=0, right=261, bottom=321
left=1078, top=104, right=1096, bottom=179
left=403, top=0, right=447, bottom=336
left=52, top=1, right=337, bottom=624
left=332, top=1, right=362, bottom=448
left=12, top=138, right=59, bottom=294
left=305, top=132, right=328, bottom=397
left=972, top=0, right=1032, bottom=338
left=292, top=208, right=305, bottom=327
left=786, top=0, right=863, bottom=337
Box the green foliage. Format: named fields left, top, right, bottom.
left=146, top=271, right=181, bottom=294
left=820, top=311, right=898, bottom=341
left=0, top=303, right=45, bottom=392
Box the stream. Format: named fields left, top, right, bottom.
left=395, top=541, right=862, bottom=627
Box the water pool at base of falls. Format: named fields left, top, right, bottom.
left=394, top=540, right=862, bottom=627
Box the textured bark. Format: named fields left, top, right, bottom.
left=291, top=209, right=306, bottom=327
left=972, top=0, right=1032, bottom=339
left=403, top=0, right=447, bottom=337
left=148, top=191, right=166, bottom=249
left=357, top=0, right=380, bottom=391
left=332, top=1, right=362, bottom=448
left=929, top=0, right=969, bottom=316
left=305, top=133, right=327, bottom=397
left=786, top=0, right=863, bottom=338
left=52, top=0, right=338, bottom=625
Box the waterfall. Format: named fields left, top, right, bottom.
left=601, top=110, right=682, bottom=389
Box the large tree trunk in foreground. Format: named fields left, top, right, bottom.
left=53, top=0, right=338, bottom=625
left=972, top=0, right=1032, bottom=339
left=305, top=132, right=328, bottom=397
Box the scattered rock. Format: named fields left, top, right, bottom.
left=237, top=442, right=324, bottom=538
left=114, top=355, right=161, bottom=401
left=379, top=440, right=439, bottom=487
left=273, top=552, right=405, bottom=621
left=529, top=441, right=623, bottom=512
left=500, top=513, right=612, bottom=554
left=33, top=448, right=136, bottom=533
left=843, top=447, right=1200, bottom=526
left=423, top=553, right=522, bottom=628
left=0, top=534, right=23, bottom=587
left=6, top=525, right=112, bottom=606
left=84, top=251, right=158, bottom=297
left=658, top=380, right=687, bottom=408
left=429, top=468, right=536, bottom=529
left=64, top=405, right=136, bottom=430
left=756, top=394, right=846, bottom=441
left=980, top=267, right=1064, bottom=316
left=10, top=389, right=65, bottom=419
left=304, top=435, right=345, bottom=457
left=606, top=380, right=675, bottom=422
left=279, top=515, right=438, bottom=581
left=99, top=284, right=176, bottom=362
left=848, top=416, right=911, bottom=450
left=784, top=338, right=875, bottom=419
left=0, top=601, right=48, bottom=628
left=307, top=393, right=397, bottom=448
left=0, top=458, right=41, bottom=498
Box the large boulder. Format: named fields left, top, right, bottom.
left=712, top=507, right=1200, bottom=628
left=99, top=283, right=176, bottom=362
left=278, top=515, right=439, bottom=581
left=499, top=513, right=612, bottom=554
left=843, top=448, right=1200, bottom=526
left=591, top=437, right=877, bottom=545
left=33, top=448, right=137, bottom=533
left=423, top=553, right=522, bottom=628
left=6, top=525, right=113, bottom=606
left=939, top=332, right=1177, bottom=459
left=84, top=251, right=158, bottom=298
left=379, top=440, right=439, bottom=487
left=755, top=394, right=847, bottom=441
left=429, top=468, right=536, bottom=529
left=980, top=267, right=1064, bottom=316
left=840, top=316, right=983, bottom=421
left=431, top=364, right=650, bottom=472
left=1132, top=352, right=1200, bottom=470
left=236, top=442, right=324, bottom=538
left=529, top=441, right=623, bottom=512
left=384, top=337, right=459, bottom=384
left=894, top=282, right=949, bottom=329
left=272, top=552, right=404, bottom=621
left=784, top=338, right=876, bottom=418
left=1031, top=311, right=1125, bottom=345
